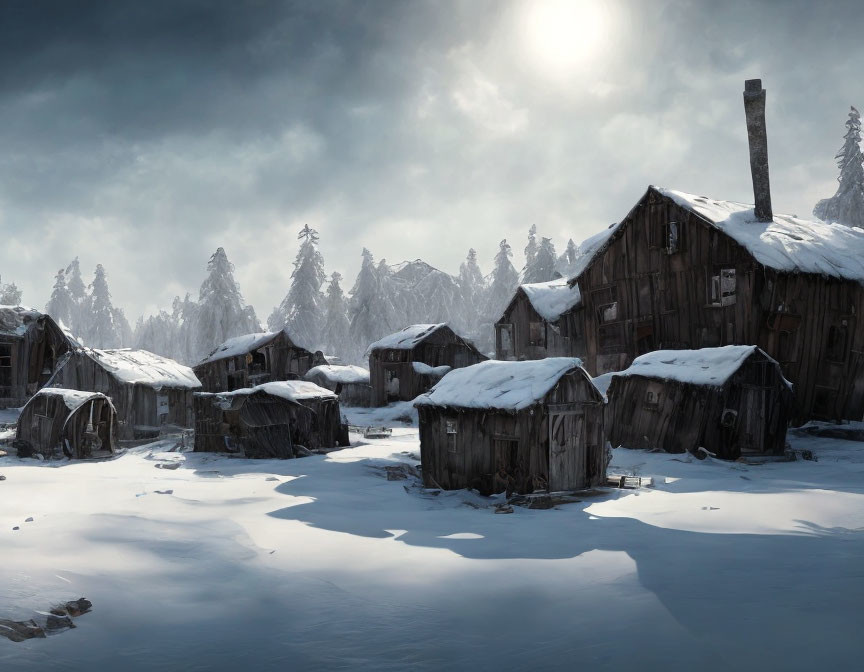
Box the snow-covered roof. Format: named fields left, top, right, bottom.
left=33, top=387, right=109, bottom=411
left=197, top=331, right=282, bottom=365
left=520, top=278, right=583, bottom=322
left=85, top=349, right=201, bottom=390
left=658, top=187, right=864, bottom=284
left=205, top=380, right=337, bottom=403
left=0, top=305, right=47, bottom=337
left=412, top=362, right=451, bottom=377
left=305, top=364, right=370, bottom=385
left=367, top=324, right=448, bottom=353
left=415, top=357, right=596, bottom=411
left=611, top=345, right=789, bottom=388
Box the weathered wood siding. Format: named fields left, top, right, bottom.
left=16, top=394, right=117, bottom=459
left=0, top=315, right=70, bottom=408
left=418, top=370, right=606, bottom=494
left=305, top=371, right=371, bottom=407
left=605, top=351, right=793, bottom=459
left=574, top=186, right=864, bottom=422
left=369, top=326, right=487, bottom=406
left=494, top=290, right=585, bottom=361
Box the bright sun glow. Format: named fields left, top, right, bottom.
left=521, top=0, right=610, bottom=78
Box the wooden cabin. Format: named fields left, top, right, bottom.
left=193, top=381, right=347, bottom=458
left=495, top=278, right=585, bottom=361
left=15, top=388, right=118, bottom=459
left=53, top=348, right=201, bottom=440
left=0, top=306, right=72, bottom=408
left=605, top=346, right=793, bottom=460
left=304, top=364, right=371, bottom=407
left=193, top=329, right=324, bottom=393
left=415, top=358, right=606, bottom=495
left=368, top=324, right=487, bottom=406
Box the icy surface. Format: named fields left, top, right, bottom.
left=201, top=380, right=337, bottom=402
left=197, top=331, right=281, bottom=365
left=659, top=187, right=864, bottom=283
left=305, top=364, right=370, bottom=385
left=611, top=345, right=788, bottom=388
left=411, top=362, right=451, bottom=377
left=520, top=278, right=582, bottom=322
left=366, top=324, right=446, bottom=353
left=31, top=388, right=107, bottom=412
left=416, top=357, right=591, bottom=410
left=84, top=348, right=201, bottom=390
left=1, top=428, right=863, bottom=670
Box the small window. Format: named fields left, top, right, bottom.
left=665, top=221, right=679, bottom=254
left=445, top=419, right=458, bottom=453
left=826, top=322, right=849, bottom=363
left=528, top=321, right=546, bottom=347
left=644, top=383, right=663, bottom=411
left=598, top=302, right=618, bottom=324
left=709, top=268, right=736, bottom=306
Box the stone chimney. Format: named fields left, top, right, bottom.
left=743, top=79, right=773, bottom=222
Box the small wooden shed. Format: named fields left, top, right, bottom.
left=304, top=364, right=371, bottom=407
left=53, top=348, right=201, bottom=440
left=368, top=324, right=487, bottom=406
left=605, top=345, right=793, bottom=459
left=194, top=380, right=347, bottom=458
left=16, top=388, right=118, bottom=459
left=415, top=357, right=607, bottom=495
left=194, top=329, right=324, bottom=393
left=495, top=278, right=585, bottom=361
left=0, top=306, right=72, bottom=408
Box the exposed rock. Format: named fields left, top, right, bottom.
left=0, top=619, right=46, bottom=642
left=155, top=462, right=180, bottom=470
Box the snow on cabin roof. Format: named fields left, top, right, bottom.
left=0, top=305, right=46, bottom=336
left=520, top=278, right=583, bottom=322
left=197, top=331, right=282, bottom=365
left=204, top=380, right=337, bottom=403
left=657, top=187, right=864, bottom=284
left=415, top=357, right=595, bottom=411
left=85, top=348, right=201, bottom=390
left=305, top=364, right=370, bottom=385
left=611, top=345, right=789, bottom=388
left=366, top=324, right=448, bottom=354
left=33, top=387, right=110, bottom=412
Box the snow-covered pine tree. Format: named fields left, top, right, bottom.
left=134, top=310, right=177, bottom=359
left=65, top=257, right=87, bottom=335
left=0, top=277, right=22, bottom=305
left=523, top=224, right=538, bottom=279
left=83, top=264, right=128, bottom=348
left=322, top=271, right=351, bottom=359
left=814, top=106, right=864, bottom=228
left=268, top=224, right=326, bottom=349
left=410, top=269, right=464, bottom=326
left=557, top=238, right=579, bottom=276
left=524, top=236, right=558, bottom=284
left=193, top=248, right=261, bottom=362
left=348, top=249, right=398, bottom=363
left=479, top=239, right=520, bottom=352
left=457, top=248, right=486, bottom=337
left=45, top=268, right=74, bottom=327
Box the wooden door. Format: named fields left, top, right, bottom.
left=548, top=412, right=586, bottom=491
left=739, top=387, right=766, bottom=455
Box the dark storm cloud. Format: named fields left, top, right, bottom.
left=1, top=0, right=863, bottom=319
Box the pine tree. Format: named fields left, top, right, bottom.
left=523, top=224, right=538, bottom=279
left=65, top=257, right=87, bottom=335
left=193, top=248, right=261, bottom=362
left=268, top=225, right=326, bottom=349
left=45, top=268, right=74, bottom=327
left=83, top=264, right=127, bottom=348
left=814, top=106, right=864, bottom=228
left=485, top=239, right=519, bottom=322
left=0, top=277, right=22, bottom=306
left=524, top=237, right=558, bottom=283
left=322, top=272, right=351, bottom=359
left=457, top=248, right=486, bottom=336
left=557, top=238, right=579, bottom=276
left=349, top=249, right=398, bottom=363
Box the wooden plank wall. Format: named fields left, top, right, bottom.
left=495, top=291, right=584, bottom=361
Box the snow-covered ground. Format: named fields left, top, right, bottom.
left=1, top=421, right=863, bottom=670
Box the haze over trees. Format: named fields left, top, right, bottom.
left=814, top=106, right=864, bottom=228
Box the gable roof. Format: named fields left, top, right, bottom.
left=197, top=329, right=312, bottom=366
left=366, top=324, right=449, bottom=354
left=415, top=357, right=599, bottom=411
left=0, top=305, right=58, bottom=338
left=305, top=364, right=370, bottom=385
left=611, top=345, right=790, bottom=389
left=519, top=278, right=583, bottom=322
left=201, top=380, right=337, bottom=403
left=29, top=387, right=111, bottom=412
left=83, top=348, right=201, bottom=390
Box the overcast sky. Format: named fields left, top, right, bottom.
left=1, top=0, right=861, bottom=321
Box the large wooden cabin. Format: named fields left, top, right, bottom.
left=415, top=358, right=606, bottom=495
left=367, top=324, right=486, bottom=406
left=193, top=329, right=324, bottom=393
left=16, top=388, right=118, bottom=459
left=53, top=348, right=201, bottom=439
left=0, top=306, right=72, bottom=408
left=605, top=346, right=793, bottom=460
left=193, top=380, right=347, bottom=458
